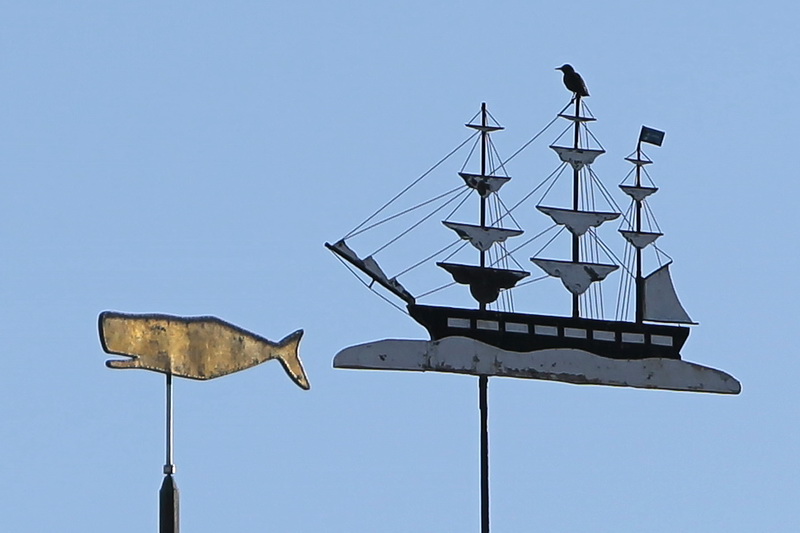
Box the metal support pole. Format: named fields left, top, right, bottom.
left=479, top=375, right=490, bottom=533
left=160, top=373, right=179, bottom=533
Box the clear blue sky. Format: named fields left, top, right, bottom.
left=1, top=2, right=797, bottom=531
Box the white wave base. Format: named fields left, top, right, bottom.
left=334, top=337, right=741, bottom=394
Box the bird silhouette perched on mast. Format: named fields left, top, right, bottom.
left=556, top=64, right=589, bottom=97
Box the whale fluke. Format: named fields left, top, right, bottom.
left=99, top=311, right=310, bottom=389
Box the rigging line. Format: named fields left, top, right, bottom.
left=513, top=274, right=549, bottom=288
left=333, top=253, right=408, bottom=315
left=492, top=196, right=522, bottom=230
left=583, top=168, right=597, bottom=212
left=348, top=185, right=466, bottom=239
left=371, top=188, right=472, bottom=256
left=587, top=228, right=635, bottom=278
left=443, top=187, right=474, bottom=222
left=615, top=245, right=632, bottom=320
left=498, top=224, right=559, bottom=262
left=624, top=251, right=635, bottom=317
left=596, top=262, right=605, bottom=318
left=623, top=246, right=635, bottom=318
left=485, top=107, right=501, bottom=126
left=588, top=167, right=624, bottom=213
left=395, top=239, right=462, bottom=278
left=417, top=281, right=458, bottom=299
left=652, top=244, right=673, bottom=264
left=641, top=167, right=657, bottom=188
left=584, top=126, right=606, bottom=152
left=617, top=250, right=634, bottom=320
left=494, top=163, right=567, bottom=226
left=614, top=244, right=629, bottom=319
left=491, top=243, right=526, bottom=271
left=538, top=163, right=569, bottom=205
left=487, top=138, right=509, bottom=177
left=442, top=240, right=471, bottom=263
left=344, top=131, right=479, bottom=240
left=641, top=201, right=654, bottom=231
left=619, top=166, right=636, bottom=185
left=461, top=135, right=482, bottom=172
left=550, top=122, right=575, bottom=146
left=643, top=201, right=663, bottom=233
left=618, top=202, right=635, bottom=231
left=533, top=225, right=567, bottom=258
left=589, top=168, right=633, bottom=230
left=487, top=101, right=572, bottom=173
left=580, top=101, right=597, bottom=119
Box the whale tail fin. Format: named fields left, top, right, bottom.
left=275, top=329, right=310, bottom=390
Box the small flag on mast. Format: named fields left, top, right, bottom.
left=639, top=126, right=665, bottom=146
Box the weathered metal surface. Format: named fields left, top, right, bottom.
left=537, top=206, right=619, bottom=237
left=437, top=262, right=529, bottom=304
left=99, top=311, right=310, bottom=389
left=333, top=337, right=741, bottom=394
left=619, top=184, right=658, bottom=203
left=443, top=221, right=523, bottom=252
left=531, top=258, right=618, bottom=296
left=549, top=145, right=605, bottom=170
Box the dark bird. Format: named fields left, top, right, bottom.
left=556, top=64, right=589, bottom=97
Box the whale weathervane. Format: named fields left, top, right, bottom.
left=99, top=311, right=309, bottom=389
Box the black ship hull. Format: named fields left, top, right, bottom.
left=408, top=304, right=689, bottom=360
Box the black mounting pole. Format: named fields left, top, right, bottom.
left=571, top=95, right=581, bottom=318
left=479, top=375, right=490, bottom=533
left=160, top=373, right=179, bottom=533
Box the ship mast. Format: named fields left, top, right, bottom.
left=619, top=125, right=695, bottom=325
left=478, top=102, right=492, bottom=533
left=436, top=105, right=528, bottom=310
left=532, top=92, right=619, bottom=317
left=571, top=96, right=581, bottom=318
left=480, top=102, right=488, bottom=277
left=634, top=137, right=644, bottom=324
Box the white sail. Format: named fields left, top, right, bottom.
left=531, top=258, right=618, bottom=295
left=443, top=222, right=523, bottom=252
left=619, top=185, right=658, bottom=203
left=550, top=146, right=605, bottom=170
left=643, top=263, right=694, bottom=324
left=458, top=172, right=510, bottom=197
left=327, top=240, right=415, bottom=304
left=620, top=230, right=662, bottom=249
left=537, top=206, right=619, bottom=237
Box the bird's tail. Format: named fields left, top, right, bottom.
left=275, top=330, right=310, bottom=390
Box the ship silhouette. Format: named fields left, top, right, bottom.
left=327, top=94, right=739, bottom=394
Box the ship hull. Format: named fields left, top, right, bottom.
left=408, top=304, right=689, bottom=360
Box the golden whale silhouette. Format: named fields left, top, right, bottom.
left=99, top=311, right=310, bottom=389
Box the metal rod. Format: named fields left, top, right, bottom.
left=160, top=373, right=179, bottom=533
left=479, top=375, right=490, bottom=533
left=165, top=373, right=174, bottom=474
